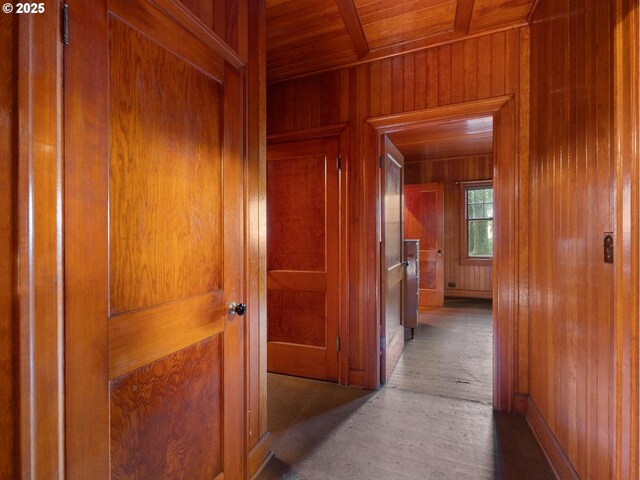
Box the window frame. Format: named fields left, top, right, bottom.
left=460, top=180, right=494, bottom=266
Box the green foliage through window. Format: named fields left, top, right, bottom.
left=466, top=186, right=493, bottom=257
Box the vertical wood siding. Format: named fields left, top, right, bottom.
left=0, top=13, right=15, bottom=480
left=529, top=1, right=623, bottom=478
left=267, top=27, right=529, bottom=393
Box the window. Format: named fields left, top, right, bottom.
left=463, top=182, right=493, bottom=260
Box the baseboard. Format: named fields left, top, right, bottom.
left=526, top=397, right=579, bottom=480
left=349, top=369, right=365, bottom=388
left=513, top=392, right=528, bottom=415
left=444, top=289, right=492, bottom=299
left=248, top=432, right=273, bottom=480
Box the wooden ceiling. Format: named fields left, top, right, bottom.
left=387, top=115, right=493, bottom=161
left=266, top=0, right=536, bottom=82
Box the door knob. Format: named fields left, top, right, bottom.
left=401, top=261, right=410, bottom=267
left=437, top=249, right=443, bottom=256
left=228, top=302, right=247, bottom=316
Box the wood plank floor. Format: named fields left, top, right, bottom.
left=257, top=299, right=555, bottom=480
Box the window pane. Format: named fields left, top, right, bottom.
left=485, top=189, right=493, bottom=202
left=470, top=189, right=484, bottom=204
left=467, top=189, right=476, bottom=204
left=468, top=204, right=484, bottom=219
left=468, top=220, right=494, bottom=257
left=484, top=204, right=493, bottom=218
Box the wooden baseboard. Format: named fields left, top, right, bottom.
left=349, top=369, right=365, bottom=388
left=444, top=289, right=492, bottom=299
left=512, top=392, right=528, bottom=415
left=248, top=432, right=273, bottom=480
left=526, top=398, right=579, bottom=480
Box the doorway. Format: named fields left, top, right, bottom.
left=382, top=116, right=495, bottom=392
left=368, top=95, right=520, bottom=411
left=265, top=125, right=349, bottom=383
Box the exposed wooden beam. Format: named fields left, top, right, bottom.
left=334, top=0, right=369, bottom=59
left=454, top=0, right=475, bottom=34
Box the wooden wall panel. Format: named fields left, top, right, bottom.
left=110, top=336, right=223, bottom=480
left=0, top=13, right=15, bottom=480
left=267, top=70, right=350, bottom=134
left=179, top=0, right=246, bottom=55
left=405, top=155, right=493, bottom=298
left=612, top=1, right=639, bottom=479
left=528, top=0, right=622, bottom=478
left=267, top=27, right=529, bottom=392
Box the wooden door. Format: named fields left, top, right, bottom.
left=380, top=136, right=405, bottom=383
left=266, top=137, right=340, bottom=381
left=65, top=1, right=246, bottom=477
left=404, top=183, right=445, bottom=307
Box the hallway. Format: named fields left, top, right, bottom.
left=257, top=300, right=555, bottom=479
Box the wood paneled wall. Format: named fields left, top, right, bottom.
left=0, top=13, right=15, bottom=480
left=405, top=155, right=493, bottom=298
left=528, top=0, right=638, bottom=479
left=267, top=26, right=530, bottom=393
left=179, top=0, right=248, bottom=56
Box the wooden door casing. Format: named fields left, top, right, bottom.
left=380, top=136, right=405, bottom=383
left=404, top=183, right=445, bottom=307
left=65, top=0, right=247, bottom=477
left=266, top=137, right=340, bottom=382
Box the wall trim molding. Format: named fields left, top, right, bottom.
left=248, top=432, right=273, bottom=480
left=526, top=397, right=579, bottom=480
left=444, top=289, right=492, bottom=299
left=267, top=123, right=347, bottom=144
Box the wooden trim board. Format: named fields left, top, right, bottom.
left=248, top=432, right=273, bottom=480
left=526, top=397, right=580, bottom=480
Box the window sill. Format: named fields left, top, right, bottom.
left=459, top=258, right=493, bottom=267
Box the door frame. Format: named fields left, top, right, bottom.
left=266, top=123, right=350, bottom=384
left=365, top=95, right=527, bottom=412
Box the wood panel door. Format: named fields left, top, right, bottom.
left=380, top=136, right=405, bottom=383
left=64, top=0, right=246, bottom=477
left=266, top=137, right=340, bottom=381
left=404, top=183, right=445, bottom=307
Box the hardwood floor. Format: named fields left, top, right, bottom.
left=389, top=299, right=493, bottom=404
left=258, top=300, right=555, bottom=479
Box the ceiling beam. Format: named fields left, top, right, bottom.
left=335, top=0, right=369, bottom=59
left=454, top=0, right=475, bottom=34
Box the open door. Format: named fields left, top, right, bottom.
left=266, top=137, right=340, bottom=382
left=380, top=136, right=405, bottom=383
left=404, top=183, right=445, bottom=307
left=64, top=1, right=246, bottom=477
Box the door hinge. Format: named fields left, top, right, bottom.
left=61, top=3, right=69, bottom=45
left=336, top=336, right=341, bottom=352
left=336, top=154, right=342, bottom=171
left=379, top=155, right=384, bottom=168
left=380, top=336, right=385, bottom=350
